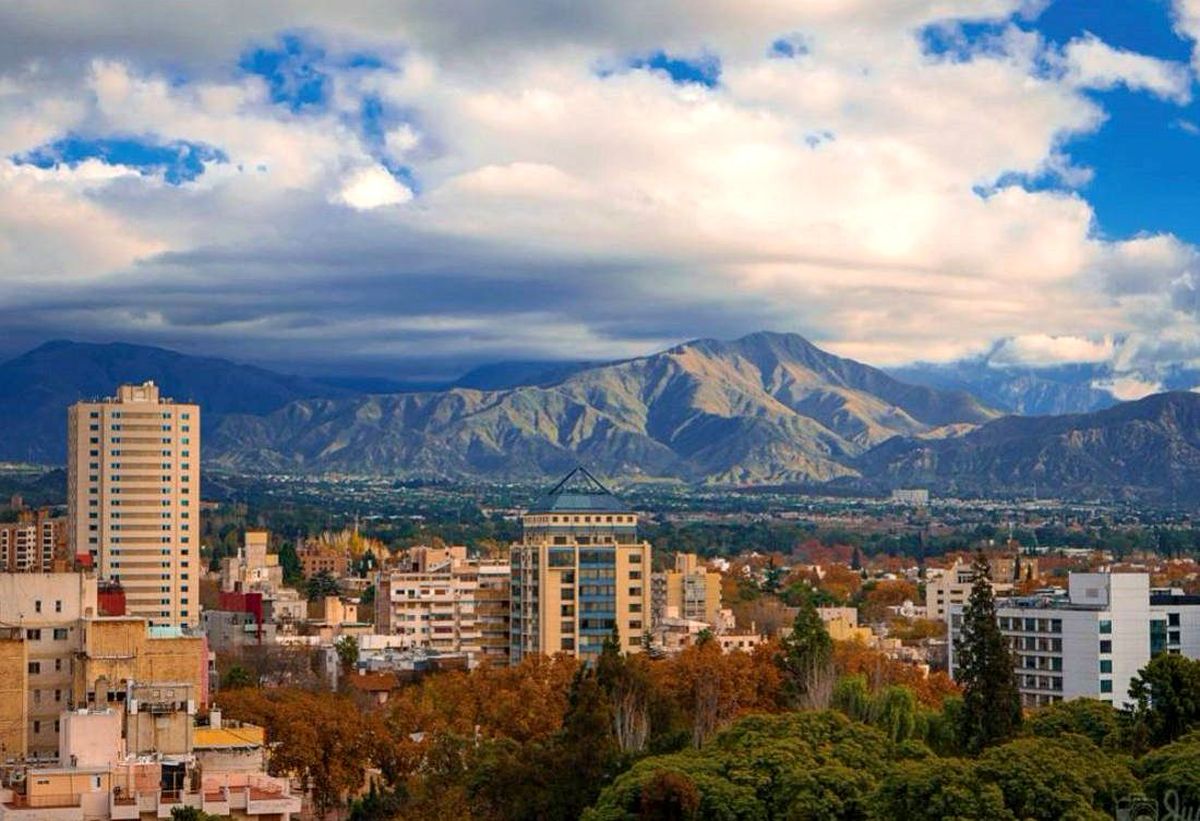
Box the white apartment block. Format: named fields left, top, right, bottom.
left=949, top=573, right=1200, bottom=710
left=67, top=382, right=200, bottom=629
left=376, top=546, right=510, bottom=665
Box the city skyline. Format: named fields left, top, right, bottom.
left=1, top=2, right=1200, bottom=387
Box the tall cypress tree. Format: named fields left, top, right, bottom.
left=955, top=551, right=1022, bottom=752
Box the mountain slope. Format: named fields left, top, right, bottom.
left=857, top=391, right=1200, bottom=503
left=0, top=341, right=348, bottom=463
left=889, top=358, right=1119, bottom=415
left=208, top=331, right=997, bottom=482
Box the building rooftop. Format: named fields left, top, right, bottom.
left=193, top=725, right=266, bottom=749
left=527, top=467, right=632, bottom=514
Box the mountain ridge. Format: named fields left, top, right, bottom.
left=206, top=331, right=998, bottom=483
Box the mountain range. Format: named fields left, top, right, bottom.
left=207, top=332, right=995, bottom=483
left=3, top=334, right=1200, bottom=503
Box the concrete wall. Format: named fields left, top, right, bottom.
left=0, top=636, right=28, bottom=758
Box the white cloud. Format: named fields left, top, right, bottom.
left=1063, top=33, right=1193, bottom=103
left=1092, top=375, right=1163, bottom=402
left=334, top=165, right=412, bottom=210
left=1174, top=0, right=1200, bottom=68
left=0, top=2, right=1197, bottom=376
left=991, top=334, right=1116, bottom=366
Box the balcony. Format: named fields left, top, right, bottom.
left=201, top=788, right=230, bottom=817
left=156, top=789, right=202, bottom=818
left=110, top=790, right=140, bottom=820
left=244, top=785, right=303, bottom=816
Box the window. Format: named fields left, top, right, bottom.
left=32, top=721, right=40, bottom=734
left=1099, top=620, right=1112, bottom=634
left=28, top=662, right=40, bottom=674
left=34, top=600, right=42, bottom=613
left=26, top=629, right=41, bottom=641
left=1100, top=679, right=1113, bottom=694
left=1100, top=659, right=1113, bottom=674
left=1100, top=640, right=1112, bottom=654
left=53, top=628, right=68, bottom=640
left=1169, top=612, right=1181, bottom=627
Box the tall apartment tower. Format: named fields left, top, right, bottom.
left=67, top=381, right=200, bottom=628
left=510, top=468, right=652, bottom=663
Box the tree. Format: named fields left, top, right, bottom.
left=1128, top=654, right=1200, bottom=748
left=975, top=735, right=1138, bottom=821
left=307, top=569, right=341, bottom=601
left=872, top=758, right=1013, bottom=821
left=1026, top=698, right=1122, bottom=749
left=776, top=597, right=834, bottom=709
left=596, top=627, right=651, bottom=754
left=955, top=551, right=1021, bottom=752
left=554, top=665, right=620, bottom=818
left=277, top=540, right=302, bottom=583
left=336, top=634, right=360, bottom=672
left=170, top=809, right=224, bottom=821
left=221, top=663, right=253, bottom=690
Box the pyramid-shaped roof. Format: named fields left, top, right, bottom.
left=528, top=467, right=632, bottom=514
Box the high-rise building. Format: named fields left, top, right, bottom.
left=651, top=552, right=722, bottom=626
left=510, top=468, right=652, bottom=663
left=0, top=508, right=69, bottom=572
left=949, top=572, right=1200, bottom=709
left=376, top=545, right=511, bottom=665
left=67, top=381, right=200, bottom=629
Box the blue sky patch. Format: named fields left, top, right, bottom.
left=239, top=33, right=330, bottom=111
left=918, top=20, right=1010, bottom=63
left=626, top=50, right=721, bottom=88
left=14, top=135, right=227, bottom=184
left=769, top=34, right=809, bottom=59
left=924, top=0, right=1200, bottom=244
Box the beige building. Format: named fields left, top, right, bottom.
left=74, top=617, right=209, bottom=715
left=0, top=705, right=300, bottom=820
left=376, top=546, right=511, bottom=665
left=925, top=554, right=1035, bottom=620
left=510, top=469, right=652, bottom=662
left=0, top=632, right=28, bottom=760
left=652, top=553, right=722, bottom=626
left=0, top=573, right=98, bottom=758
left=220, top=530, right=283, bottom=594
left=67, top=381, right=200, bottom=629
left=0, top=509, right=69, bottom=573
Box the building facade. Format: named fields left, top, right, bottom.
left=510, top=469, right=652, bottom=663
left=0, top=510, right=69, bottom=573
left=925, top=554, right=1036, bottom=620
left=651, top=552, right=722, bottom=626
left=376, top=546, right=511, bottom=665
left=67, top=381, right=200, bottom=628
left=0, top=573, right=98, bottom=758
left=948, top=573, right=1200, bottom=709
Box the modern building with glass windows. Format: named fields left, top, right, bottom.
left=510, top=468, right=652, bottom=663
left=949, top=573, right=1200, bottom=709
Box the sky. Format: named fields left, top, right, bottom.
left=1, top=0, right=1200, bottom=385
